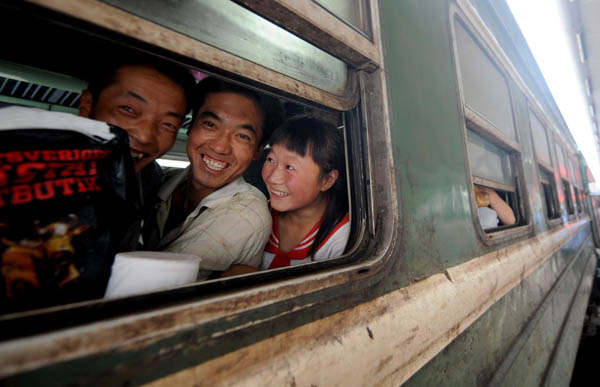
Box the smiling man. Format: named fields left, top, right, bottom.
left=79, top=59, right=195, bottom=203
left=143, top=77, right=284, bottom=280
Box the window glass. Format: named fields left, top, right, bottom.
left=563, top=180, right=574, bottom=215
left=101, top=0, right=348, bottom=95
left=574, top=187, right=582, bottom=213
left=540, top=169, right=559, bottom=218
left=529, top=110, right=551, bottom=166
left=455, top=19, right=516, bottom=142
left=467, top=129, right=513, bottom=186
left=555, top=143, right=568, bottom=179
left=568, top=157, right=577, bottom=184
left=571, top=156, right=583, bottom=186
left=314, top=0, right=370, bottom=34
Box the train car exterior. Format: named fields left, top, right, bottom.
left=0, top=0, right=598, bottom=386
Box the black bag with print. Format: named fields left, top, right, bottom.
left=0, top=106, right=141, bottom=313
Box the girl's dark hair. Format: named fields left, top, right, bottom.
left=269, top=115, right=348, bottom=257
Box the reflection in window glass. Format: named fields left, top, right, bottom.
left=555, top=143, right=568, bottom=179
left=540, top=169, right=559, bottom=219
left=314, top=0, right=370, bottom=34
left=101, top=0, right=348, bottom=95
left=563, top=180, right=574, bottom=215
left=568, top=158, right=576, bottom=184
left=467, top=129, right=513, bottom=186
left=572, top=157, right=583, bottom=186
left=529, top=111, right=551, bottom=166
left=455, top=19, right=516, bottom=142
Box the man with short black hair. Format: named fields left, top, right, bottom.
left=79, top=58, right=196, bottom=202
left=144, top=77, right=285, bottom=280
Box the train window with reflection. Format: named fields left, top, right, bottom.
left=563, top=179, right=575, bottom=215
left=452, top=16, right=524, bottom=234
left=313, top=0, right=372, bottom=36
left=555, top=142, right=575, bottom=216
left=528, top=108, right=560, bottom=221
left=0, top=0, right=379, bottom=329
left=569, top=156, right=584, bottom=214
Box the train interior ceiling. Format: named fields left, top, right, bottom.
left=0, top=4, right=341, bottom=166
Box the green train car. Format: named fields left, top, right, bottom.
left=0, top=0, right=598, bottom=385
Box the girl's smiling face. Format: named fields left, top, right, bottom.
left=262, top=144, right=338, bottom=214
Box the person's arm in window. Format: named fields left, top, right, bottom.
left=483, top=187, right=516, bottom=225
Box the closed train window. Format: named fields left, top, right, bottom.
left=452, top=16, right=525, bottom=236
left=528, top=108, right=561, bottom=221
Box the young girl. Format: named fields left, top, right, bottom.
left=260, top=116, right=350, bottom=270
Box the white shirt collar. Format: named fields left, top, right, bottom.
left=158, top=167, right=256, bottom=217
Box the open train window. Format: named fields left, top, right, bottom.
left=0, top=0, right=392, bottom=339
left=451, top=14, right=527, bottom=239
left=528, top=108, right=561, bottom=222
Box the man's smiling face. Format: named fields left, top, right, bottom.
left=79, top=65, right=187, bottom=172
left=186, top=92, right=263, bottom=199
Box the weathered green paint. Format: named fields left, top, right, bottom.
left=379, top=0, right=477, bottom=284
left=377, top=0, right=596, bottom=384
left=402, top=225, right=594, bottom=386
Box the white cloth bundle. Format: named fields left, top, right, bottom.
left=104, top=251, right=201, bottom=298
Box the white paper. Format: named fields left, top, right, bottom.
left=104, top=251, right=202, bottom=298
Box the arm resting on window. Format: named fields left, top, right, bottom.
left=485, top=188, right=516, bottom=225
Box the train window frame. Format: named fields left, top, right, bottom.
left=562, top=178, right=575, bottom=216
left=554, top=141, right=576, bottom=219
left=236, top=0, right=380, bottom=71
left=539, top=167, right=561, bottom=223
left=528, top=106, right=562, bottom=225
left=23, top=0, right=362, bottom=111
left=0, top=0, right=398, bottom=344
left=449, top=5, right=531, bottom=244
left=312, top=0, right=373, bottom=37
left=569, top=155, right=584, bottom=215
